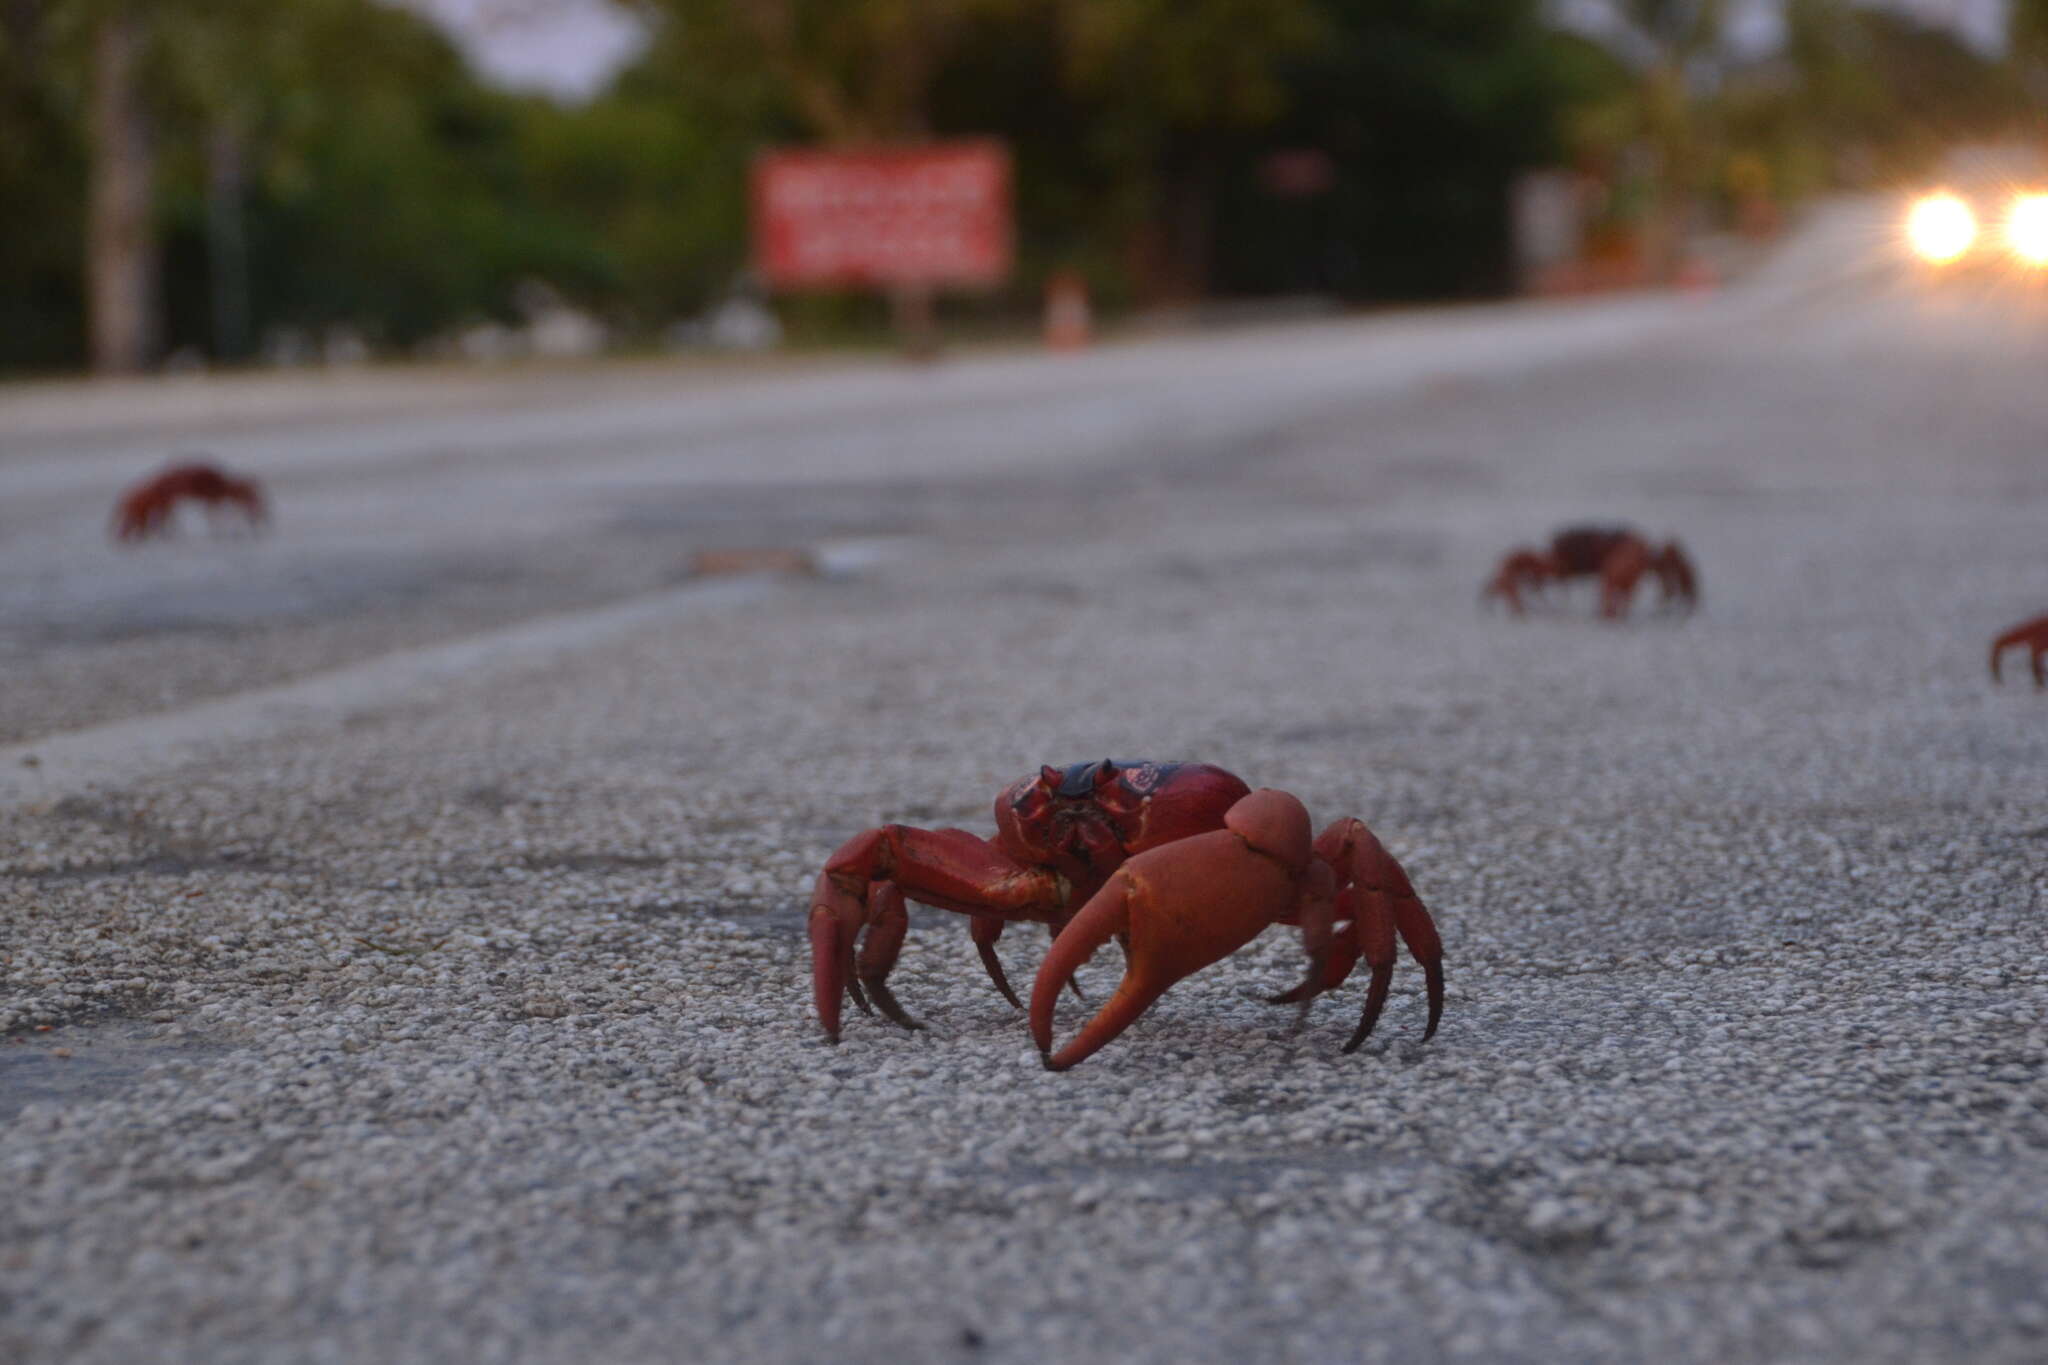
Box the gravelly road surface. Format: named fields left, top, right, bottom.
left=4, top=202, right=2047, bottom=1364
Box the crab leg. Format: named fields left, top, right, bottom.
left=1599, top=538, right=1650, bottom=619
left=970, top=916, right=1022, bottom=1010
left=1991, top=616, right=2048, bottom=688
left=1482, top=549, right=1559, bottom=617
left=1267, top=861, right=1339, bottom=1035
left=1264, top=882, right=1360, bottom=1007
left=969, top=917, right=1087, bottom=1012
left=808, top=825, right=1066, bottom=1042
left=1314, top=819, right=1443, bottom=1048
left=1654, top=540, right=1699, bottom=611
left=856, top=882, right=918, bottom=1030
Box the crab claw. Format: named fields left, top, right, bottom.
left=1030, top=789, right=1316, bottom=1070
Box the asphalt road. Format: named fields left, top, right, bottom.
left=4, top=200, right=2047, bottom=1364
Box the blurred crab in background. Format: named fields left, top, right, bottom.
left=112, top=460, right=268, bottom=542
left=806, top=759, right=1443, bottom=1067
left=1484, top=524, right=1697, bottom=620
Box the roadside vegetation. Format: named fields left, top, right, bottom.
left=0, top=0, right=2034, bottom=374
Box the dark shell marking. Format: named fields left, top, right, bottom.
left=1042, top=759, right=1182, bottom=802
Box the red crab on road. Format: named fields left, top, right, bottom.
left=806, top=759, right=1443, bottom=1066
left=112, top=460, right=268, bottom=543
left=1483, top=524, right=1697, bottom=620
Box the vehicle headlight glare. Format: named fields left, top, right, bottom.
left=2006, top=194, right=2048, bottom=265
left=1906, top=194, right=1977, bottom=264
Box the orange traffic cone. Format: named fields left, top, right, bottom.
left=1044, top=270, right=1092, bottom=350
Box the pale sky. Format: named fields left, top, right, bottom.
left=1893, top=0, right=2008, bottom=52
left=389, top=0, right=646, bottom=100
left=1552, top=0, right=2009, bottom=59
left=392, top=0, right=2014, bottom=102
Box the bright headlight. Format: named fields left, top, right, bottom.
left=2006, top=194, right=2048, bottom=265
left=1906, top=193, right=1977, bottom=264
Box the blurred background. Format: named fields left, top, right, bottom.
left=4, top=0, right=2047, bottom=377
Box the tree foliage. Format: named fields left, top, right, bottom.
left=1213, top=0, right=1593, bottom=299
left=0, top=0, right=2036, bottom=374
left=0, top=4, right=89, bottom=367
left=3, top=0, right=603, bottom=369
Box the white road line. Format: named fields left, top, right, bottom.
left=0, top=573, right=782, bottom=807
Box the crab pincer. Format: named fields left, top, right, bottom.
left=1028, top=790, right=1319, bottom=1070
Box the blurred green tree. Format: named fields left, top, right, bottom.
left=2007, top=0, right=2048, bottom=99
left=154, top=0, right=610, bottom=357
left=1606, top=0, right=1724, bottom=278
left=9, top=0, right=2024, bottom=377
left=1212, top=0, right=1595, bottom=300
left=616, top=0, right=1323, bottom=303
left=1714, top=0, right=2022, bottom=215
left=0, top=2, right=90, bottom=369
left=0, top=0, right=610, bottom=372
left=1048, top=0, right=1322, bottom=297
left=611, top=0, right=1036, bottom=142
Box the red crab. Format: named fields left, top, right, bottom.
left=1991, top=613, right=2048, bottom=688
left=1484, top=525, right=1697, bottom=620
left=806, top=760, right=1443, bottom=1064
left=112, top=460, right=267, bottom=543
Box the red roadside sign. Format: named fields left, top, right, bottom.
left=752, top=141, right=1012, bottom=290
